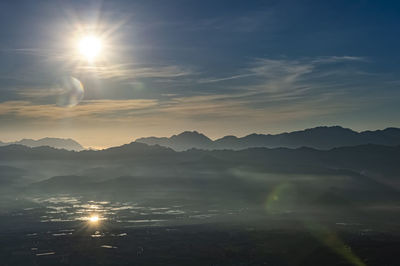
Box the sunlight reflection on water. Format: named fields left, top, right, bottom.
left=30, top=195, right=239, bottom=227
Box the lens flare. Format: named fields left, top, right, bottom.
left=56, top=76, right=84, bottom=107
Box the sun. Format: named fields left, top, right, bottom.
left=78, top=35, right=102, bottom=61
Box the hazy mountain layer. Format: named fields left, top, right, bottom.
left=1, top=142, right=399, bottom=177
left=0, top=137, right=84, bottom=151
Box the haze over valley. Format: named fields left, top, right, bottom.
left=1, top=127, right=400, bottom=265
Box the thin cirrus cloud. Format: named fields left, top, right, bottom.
left=196, top=56, right=372, bottom=102
left=75, top=63, right=195, bottom=81
left=200, top=56, right=366, bottom=85
left=179, top=55, right=391, bottom=119
left=0, top=99, right=158, bottom=121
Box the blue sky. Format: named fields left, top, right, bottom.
left=0, top=0, right=399, bottom=148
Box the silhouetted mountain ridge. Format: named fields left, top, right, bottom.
left=136, top=126, right=400, bottom=150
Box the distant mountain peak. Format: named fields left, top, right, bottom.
left=136, top=131, right=213, bottom=151
left=300, top=125, right=354, bottom=132
left=172, top=131, right=212, bottom=141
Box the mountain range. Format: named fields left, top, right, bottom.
left=1, top=140, right=399, bottom=207
left=2, top=126, right=400, bottom=152
left=0, top=137, right=84, bottom=151
left=2, top=141, right=399, bottom=179
left=136, top=126, right=400, bottom=151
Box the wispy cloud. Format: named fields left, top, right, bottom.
left=197, top=74, right=256, bottom=84
left=196, top=56, right=370, bottom=98
left=311, top=56, right=368, bottom=64
left=17, top=87, right=65, bottom=98
left=75, top=63, right=194, bottom=81
left=167, top=55, right=388, bottom=121
left=0, top=99, right=158, bottom=121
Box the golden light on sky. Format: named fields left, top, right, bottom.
left=78, top=35, right=102, bottom=62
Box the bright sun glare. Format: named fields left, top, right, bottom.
left=89, top=215, right=99, bottom=223
left=78, top=36, right=102, bottom=61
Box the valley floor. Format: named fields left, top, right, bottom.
left=1, top=222, right=400, bottom=266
